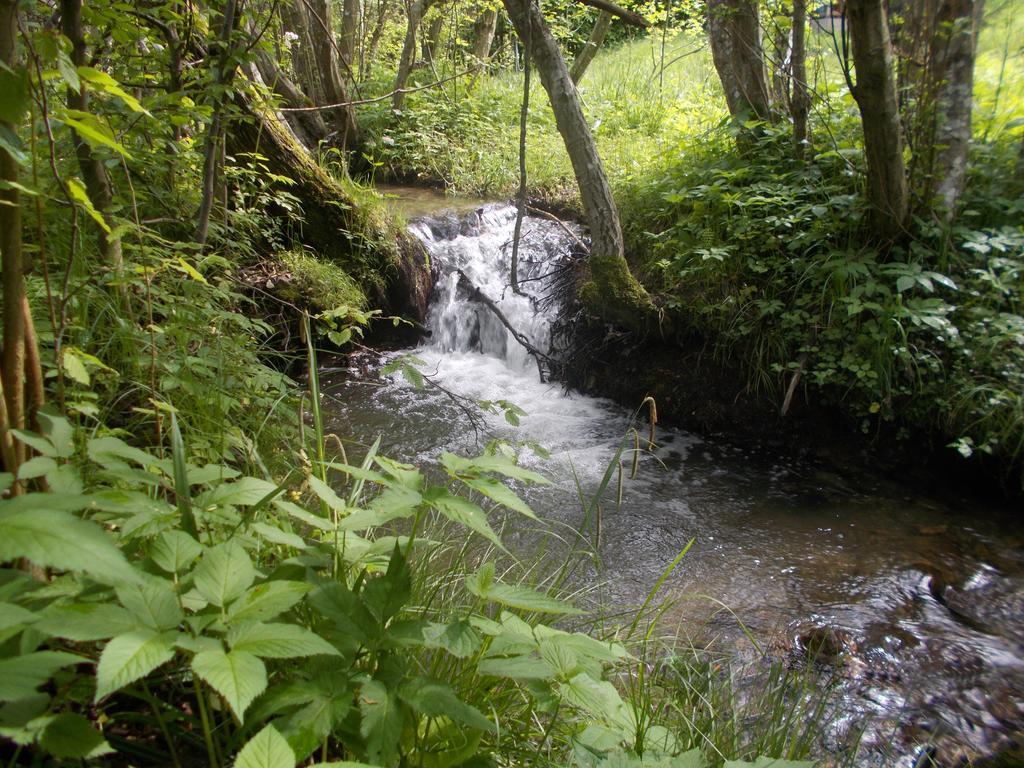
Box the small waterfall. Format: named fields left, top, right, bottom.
left=410, top=204, right=580, bottom=373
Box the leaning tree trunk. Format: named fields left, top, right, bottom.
left=394, top=0, right=431, bottom=110
left=227, top=91, right=432, bottom=321
left=570, top=10, right=612, bottom=84
left=340, top=0, right=359, bottom=68
left=501, top=0, right=654, bottom=328
left=706, top=0, right=772, bottom=124
left=472, top=7, right=498, bottom=65
left=60, top=0, right=123, bottom=270
left=847, top=0, right=909, bottom=242
left=422, top=14, right=444, bottom=65
left=362, top=0, right=393, bottom=79
left=253, top=49, right=330, bottom=146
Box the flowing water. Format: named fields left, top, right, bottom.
left=322, top=196, right=1024, bottom=766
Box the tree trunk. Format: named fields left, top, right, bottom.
left=253, top=49, right=330, bottom=146
left=284, top=0, right=359, bottom=146
left=60, top=0, right=123, bottom=271
left=394, top=0, right=430, bottom=110
left=501, top=0, right=654, bottom=328
left=362, top=0, right=392, bottom=80
left=422, top=14, right=444, bottom=65
left=226, top=93, right=432, bottom=321
left=846, top=0, right=909, bottom=242
left=791, top=0, right=809, bottom=158
left=899, top=0, right=982, bottom=221
left=340, top=0, right=360, bottom=67
left=0, top=0, right=24, bottom=478
left=569, top=10, right=611, bottom=84
left=472, top=7, right=498, bottom=65
left=706, top=0, right=772, bottom=124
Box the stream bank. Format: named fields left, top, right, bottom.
left=319, top=191, right=1024, bottom=767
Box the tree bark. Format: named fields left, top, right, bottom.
left=254, top=48, right=330, bottom=146
left=570, top=10, right=611, bottom=84
left=60, top=0, right=123, bottom=271
left=340, top=0, right=360, bottom=68
left=394, top=0, right=431, bottom=110
left=422, top=14, right=444, bottom=65
left=0, top=0, right=24, bottom=477
left=791, top=0, right=809, bottom=158
left=472, top=7, right=499, bottom=65
left=846, top=0, right=909, bottom=242
left=501, top=0, right=654, bottom=327
left=706, top=0, right=772, bottom=124
left=362, top=0, right=393, bottom=80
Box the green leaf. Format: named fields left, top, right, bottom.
left=461, top=475, right=538, bottom=519
left=424, top=489, right=507, bottom=551
left=169, top=413, right=199, bottom=539
left=62, top=346, right=92, bottom=384
left=150, top=530, right=203, bottom=573
left=398, top=677, right=493, bottom=732
left=16, top=456, right=57, bottom=481
left=235, top=724, right=296, bottom=768
left=95, top=630, right=177, bottom=700
left=192, top=649, right=266, bottom=721
left=35, top=603, right=137, bottom=641
left=227, top=622, right=340, bottom=659
left=465, top=568, right=581, bottom=615
left=249, top=521, right=307, bottom=550
left=227, top=581, right=311, bottom=624
left=39, top=713, right=113, bottom=759
left=87, top=435, right=155, bottom=468
left=200, top=477, right=278, bottom=508
left=477, top=654, right=555, bottom=680
left=559, top=673, right=630, bottom=730
left=0, top=505, right=138, bottom=585
left=0, top=602, right=36, bottom=632
left=442, top=452, right=549, bottom=485
left=0, top=651, right=82, bottom=701
left=359, top=679, right=403, bottom=767
left=193, top=542, right=255, bottom=607
left=116, top=578, right=183, bottom=631
left=77, top=66, right=149, bottom=114
left=423, top=619, right=480, bottom=658
left=361, top=544, right=411, bottom=623
left=666, top=750, right=708, bottom=768
left=0, top=64, right=29, bottom=124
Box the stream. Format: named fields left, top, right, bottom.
left=322, top=190, right=1024, bottom=766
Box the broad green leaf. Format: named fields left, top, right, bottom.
left=150, top=530, right=202, bottom=573
left=477, top=655, right=555, bottom=680
left=61, top=113, right=131, bottom=158
left=361, top=544, right=411, bottom=623
left=0, top=64, right=29, bottom=124
left=200, top=477, right=277, bottom=508
left=95, top=629, right=176, bottom=700
left=39, top=713, right=112, bottom=759
left=87, top=436, right=155, bottom=468
left=76, top=66, right=148, bottom=113
left=36, top=602, right=137, bottom=641
left=539, top=636, right=580, bottom=678
left=0, top=602, right=36, bottom=632
left=559, top=673, right=630, bottom=730
left=441, top=452, right=549, bottom=485
left=307, top=581, right=379, bottom=648
left=193, top=542, right=255, bottom=607
left=235, top=724, right=295, bottom=768
left=664, top=748, right=707, bottom=767
left=35, top=412, right=73, bottom=459
left=398, top=677, right=493, bottom=732
left=461, top=475, right=538, bottom=519
left=66, top=177, right=112, bottom=233
left=227, top=581, right=311, bottom=624
left=227, top=622, right=340, bottom=659
left=0, top=506, right=138, bottom=585
left=192, top=649, right=266, bottom=721
left=308, top=475, right=347, bottom=512
left=61, top=347, right=91, bottom=385
left=466, top=568, right=581, bottom=615
left=116, top=578, right=183, bottom=631
left=17, top=456, right=57, bottom=481
left=10, top=429, right=57, bottom=458
left=424, top=489, right=506, bottom=551
left=422, top=619, right=480, bottom=658
left=359, top=679, right=402, bottom=767
left=249, top=521, right=307, bottom=550
left=0, top=651, right=82, bottom=701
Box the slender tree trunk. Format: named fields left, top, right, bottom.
left=0, top=0, right=24, bottom=478
left=706, top=0, right=772, bottom=124
left=501, top=0, right=654, bottom=327
left=791, top=0, right=809, bottom=158
left=846, top=0, right=909, bottom=242
left=570, top=10, right=611, bottom=84
left=510, top=26, right=530, bottom=295
left=422, top=14, right=443, bottom=65
left=394, top=0, right=431, bottom=110
left=472, top=7, right=499, bottom=65
left=340, top=0, right=360, bottom=67
left=363, top=0, right=392, bottom=80
left=60, top=0, right=123, bottom=271
left=195, top=0, right=240, bottom=246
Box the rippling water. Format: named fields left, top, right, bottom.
left=322, top=196, right=1024, bottom=766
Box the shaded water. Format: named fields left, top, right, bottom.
left=322, top=198, right=1024, bottom=765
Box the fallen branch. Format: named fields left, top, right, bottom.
left=526, top=205, right=589, bottom=253
left=573, top=0, right=650, bottom=28
left=456, top=269, right=563, bottom=381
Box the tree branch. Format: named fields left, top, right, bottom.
left=573, top=0, right=649, bottom=29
